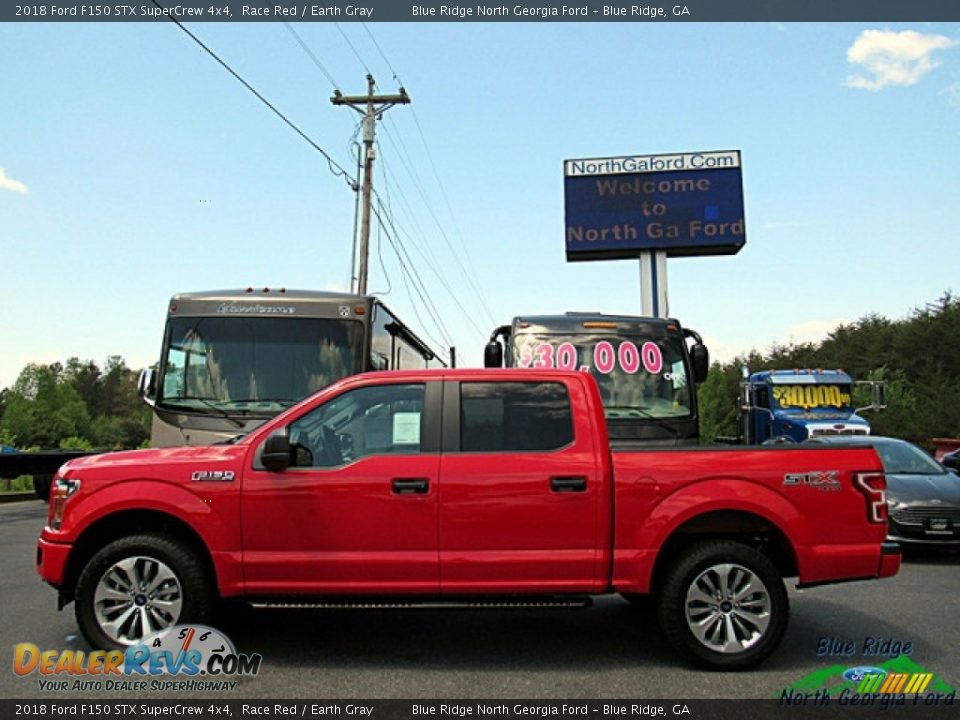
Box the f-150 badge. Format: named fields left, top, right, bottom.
left=191, top=470, right=236, bottom=482
left=783, top=470, right=840, bottom=491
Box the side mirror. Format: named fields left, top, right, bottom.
left=690, top=344, right=709, bottom=384
left=855, top=380, right=887, bottom=413
left=137, top=368, right=156, bottom=406
left=262, top=431, right=291, bottom=472
left=872, top=382, right=886, bottom=410
left=484, top=341, right=504, bottom=368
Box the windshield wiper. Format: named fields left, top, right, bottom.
left=157, top=397, right=246, bottom=428
left=222, top=398, right=297, bottom=408
left=605, top=406, right=681, bottom=438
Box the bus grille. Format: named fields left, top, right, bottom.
left=810, top=428, right=868, bottom=436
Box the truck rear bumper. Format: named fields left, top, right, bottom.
left=878, top=541, right=901, bottom=578
left=36, top=536, right=72, bottom=588
left=797, top=541, right=900, bottom=588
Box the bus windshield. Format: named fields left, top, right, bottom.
left=158, top=316, right=365, bottom=413
left=511, top=333, right=693, bottom=420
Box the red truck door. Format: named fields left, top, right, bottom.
left=437, top=377, right=604, bottom=593
left=241, top=381, right=442, bottom=594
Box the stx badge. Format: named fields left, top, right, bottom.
left=784, top=470, right=841, bottom=491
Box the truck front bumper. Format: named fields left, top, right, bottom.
left=36, top=535, right=72, bottom=589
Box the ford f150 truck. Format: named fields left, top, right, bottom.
left=36, top=369, right=900, bottom=670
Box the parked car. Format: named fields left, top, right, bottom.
left=941, top=448, right=960, bottom=473
left=807, top=435, right=960, bottom=546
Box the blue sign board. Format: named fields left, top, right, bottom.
left=564, top=150, right=746, bottom=261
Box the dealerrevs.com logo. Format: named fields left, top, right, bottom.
left=14, top=625, right=261, bottom=692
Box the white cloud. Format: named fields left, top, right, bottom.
left=845, top=29, right=956, bottom=91
left=778, top=319, right=848, bottom=347
left=705, top=319, right=847, bottom=365
left=0, top=167, right=29, bottom=194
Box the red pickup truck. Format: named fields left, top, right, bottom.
left=37, top=369, right=899, bottom=669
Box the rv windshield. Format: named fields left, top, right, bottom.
left=158, top=316, right=365, bottom=413
left=512, top=333, right=692, bottom=419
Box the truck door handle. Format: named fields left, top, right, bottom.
left=550, top=476, right=588, bottom=493
left=392, top=478, right=429, bottom=495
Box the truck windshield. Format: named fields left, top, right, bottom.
left=770, top=384, right=853, bottom=412
left=158, top=316, right=365, bottom=413
left=511, top=333, right=692, bottom=419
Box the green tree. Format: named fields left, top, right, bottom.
left=0, top=364, right=90, bottom=448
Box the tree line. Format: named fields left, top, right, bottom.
left=0, top=356, right=149, bottom=452
left=1, top=292, right=958, bottom=453
left=697, top=292, right=960, bottom=448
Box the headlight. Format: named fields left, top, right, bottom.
left=50, top=477, right=81, bottom=530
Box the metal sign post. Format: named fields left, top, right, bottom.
left=563, top=149, right=745, bottom=318
left=639, top=251, right=669, bottom=318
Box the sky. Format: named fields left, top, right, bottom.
left=1, top=18, right=959, bottom=390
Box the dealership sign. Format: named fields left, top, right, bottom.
left=564, top=150, right=746, bottom=261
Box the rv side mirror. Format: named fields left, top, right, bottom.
left=690, top=344, right=709, bottom=384
left=262, top=432, right=291, bottom=472
left=137, top=368, right=156, bottom=406
left=484, top=341, right=504, bottom=368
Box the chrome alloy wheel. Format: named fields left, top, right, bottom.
left=93, top=556, right=184, bottom=646
left=684, top=562, right=771, bottom=654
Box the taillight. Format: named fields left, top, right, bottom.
left=855, top=472, right=887, bottom=524
left=50, top=477, right=81, bottom=530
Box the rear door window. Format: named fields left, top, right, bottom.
left=460, top=382, right=573, bottom=452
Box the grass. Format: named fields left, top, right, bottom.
left=0, top=476, right=35, bottom=493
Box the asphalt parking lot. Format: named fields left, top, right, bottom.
left=2, top=501, right=958, bottom=701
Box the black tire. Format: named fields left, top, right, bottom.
left=74, top=533, right=214, bottom=650
left=656, top=540, right=788, bottom=670
left=33, top=474, right=54, bottom=501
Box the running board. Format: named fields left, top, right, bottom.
left=248, top=596, right=593, bottom=610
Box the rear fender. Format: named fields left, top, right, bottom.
left=615, top=478, right=808, bottom=592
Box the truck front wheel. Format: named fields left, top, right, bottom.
left=656, top=540, right=788, bottom=670
left=74, top=534, right=213, bottom=650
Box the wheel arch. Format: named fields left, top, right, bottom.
left=60, top=509, right=219, bottom=606
left=648, top=509, right=799, bottom=596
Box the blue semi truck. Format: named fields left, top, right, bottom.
left=739, top=368, right=885, bottom=444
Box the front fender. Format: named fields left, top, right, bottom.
left=57, top=478, right=239, bottom=551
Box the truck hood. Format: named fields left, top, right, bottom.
left=60, top=444, right=248, bottom=479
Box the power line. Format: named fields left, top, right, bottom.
left=334, top=22, right=372, bottom=75
left=151, top=1, right=355, bottom=189
left=372, top=187, right=483, bottom=344
left=373, top=156, right=487, bottom=340
left=380, top=119, right=496, bottom=328
left=282, top=22, right=341, bottom=92
left=371, top=197, right=456, bottom=351
left=359, top=22, right=495, bottom=327
left=362, top=23, right=401, bottom=83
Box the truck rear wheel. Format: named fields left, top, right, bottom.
left=656, top=540, right=788, bottom=670
left=74, top=534, right=213, bottom=650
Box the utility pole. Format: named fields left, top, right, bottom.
left=332, top=75, right=410, bottom=295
